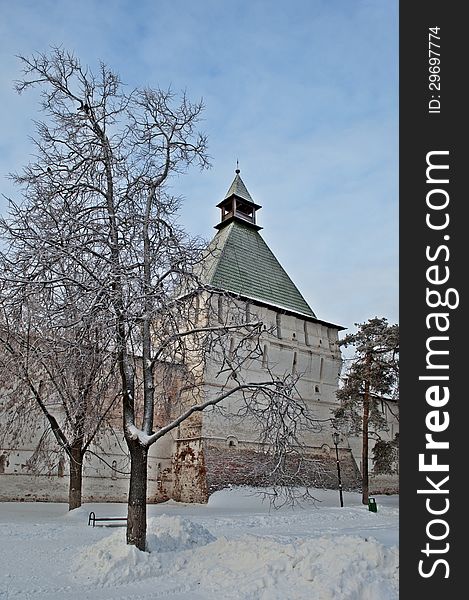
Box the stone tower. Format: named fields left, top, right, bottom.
left=171, top=169, right=362, bottom=501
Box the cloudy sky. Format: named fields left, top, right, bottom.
left=0, top=0, right=398, bottom=336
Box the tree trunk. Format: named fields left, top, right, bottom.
left=361, top=390, right=369, bottom=505
left=68, top=442, right=83, bottom=510
left=126, top=440, right=148, bottom=551
left=361, top=352, right=371, bottom=505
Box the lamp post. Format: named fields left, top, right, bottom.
left=332, top=432, right=344, bottom=507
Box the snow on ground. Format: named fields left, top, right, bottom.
left=0, top=487, right=398, bottom=599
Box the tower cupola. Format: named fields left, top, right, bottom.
left=215, top=168, right=262, bottom=230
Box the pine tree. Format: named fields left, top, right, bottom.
left=333, top=317, right=399, bottom=504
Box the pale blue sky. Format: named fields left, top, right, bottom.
left=0, top=0, right=398, bottom=335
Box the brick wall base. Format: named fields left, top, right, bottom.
left=204, top=442, right=361, bottom=494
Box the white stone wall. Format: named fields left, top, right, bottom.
left=0, top=427, right=174, bottom=503
left=1, top=293, right=398, bottom=502
left=201, top=300, right=344, bottom=450
left=347, top=398, right=399, bottom=491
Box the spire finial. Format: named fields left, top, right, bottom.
left=235, top=159, right=240, bottom=174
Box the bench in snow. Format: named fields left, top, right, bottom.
left=87, top=511, right=127, bottom=527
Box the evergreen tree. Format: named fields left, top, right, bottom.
left=333, top=317, right=399, bottom=504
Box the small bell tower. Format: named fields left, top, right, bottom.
left=215, top=167, right=262, bottom=230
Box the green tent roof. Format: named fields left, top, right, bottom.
left=222, top=171, right=254, bottom=204
left=202, top=219, right=316, bottom=318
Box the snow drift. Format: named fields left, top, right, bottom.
left=74, top=514, right=398, bottom=599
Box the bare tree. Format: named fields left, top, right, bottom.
left=0, top=228, right=119, bottom=509
left=3, top=48, right=323, bottom=550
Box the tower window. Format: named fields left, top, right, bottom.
left=57, top=457, right=65, bottom=478
left=292, top=351, right=298, bottom=375
left=236, top=202, right=255, bottom=222
left=276, top=313, right=282, bottom=339
left=262, top=344, right=269, bottom=368
left=194, top=294, right=200, bottom=322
